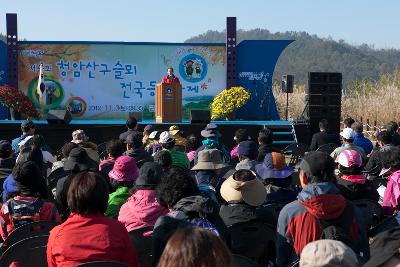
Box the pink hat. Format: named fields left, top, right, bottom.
left=336, top=150, right=362, bottom=167
left=109, top=156, right=139, bottom=182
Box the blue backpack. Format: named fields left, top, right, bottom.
left=6, top=198, right=45, bottom=229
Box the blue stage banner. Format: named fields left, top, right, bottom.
left=236, top=40, right=294, bottom=120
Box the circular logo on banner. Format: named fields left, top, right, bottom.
left=65, top=97, right=87, bottom=117
left=27, top=77, right=65, bottom=110
left=179, top=54, right=208, bottom=83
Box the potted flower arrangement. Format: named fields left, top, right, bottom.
left=210, top=86, right=250, bottom=120
left=0, top=85, right=40, bottom=119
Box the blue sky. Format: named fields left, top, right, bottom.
left=1, top=0, right=400, bottom=49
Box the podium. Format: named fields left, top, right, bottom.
left=155, top=83, right=182, bottom=123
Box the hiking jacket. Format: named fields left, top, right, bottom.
left=276, top=183, right=369, bottom=267
left=164, top=147, right=190, bottom=170
left=47, top=213, right=139, bottom=267
left=336, top=176, right=379, bottom=202
left=382, top=170, right=400, bottom=215
left=330, top=143, right=367, bottom=162
left=152, top=195, right=227, bottom=265
left=118, top=189, right=168, bottom=232
left=105, top=186, right=130, bottom=218
left=354, top=133, right=374, bottom=155
left=219, top=201, right=275, bottom=227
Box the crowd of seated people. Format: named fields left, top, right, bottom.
left=0, top=116, right=399, bottom=267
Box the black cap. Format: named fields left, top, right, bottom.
left=364, top=226, right=400, bottom=267
left=64, top=147, right=98, bottom=172
left=135, top=162, right=163, bottom=189
left=298, top=151, right=335, bottom=178
left=238, top=140, right=258, bottom=158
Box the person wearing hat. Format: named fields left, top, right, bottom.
left=71, top=129, right=100, bottom=163
left=124, top=131, right=153, bottom=168
left=335, top=149, right=379, bottom=202
left=364, top=226, right=400, bottom=267
left=300, top=240, right=358, bottom=267
left=192, top=149, right=230, bottom=203
left=143, top=124, right=155, bottom=147
left=146, top=130, right=163, bottom=156
left=159, top=131, right=190, bottom=170
left=222, top=140, right=259, bottom=180
left=11, top=120, right=36, bottom=154
left=119, top=116, right=139, bottom=143
left=219, top=169, right=272, bottom=226
left=276, top=151, right=369, bottom=267
left=0, top=140, right=15, bottom=187
left=118, top=162, right=168, bottom=232
left=105, top=156, right=139, bottom=218
left=169, top=125, right=187, bottom=152
left=195, top=124, right=231, bottom=164
left=55, top=147, right=98, bottom=220
left=365, top=130, right=397, bottom=180
left=230, top=128, right=250, bottom=164
left=330, top=128, right=366, bottom=161
left=0, top=161, right=60, bottom=240
left=255, top=152, right=299, bottom=205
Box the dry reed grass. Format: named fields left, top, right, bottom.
left=273, top=70, right=400, bottom=125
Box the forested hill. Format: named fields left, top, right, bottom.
left=185, top=29, right=400, bottom=86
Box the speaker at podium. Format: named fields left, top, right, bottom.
left=155, top=83, right=182, bottom=123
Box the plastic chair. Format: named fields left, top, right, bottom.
left=1, top=221, right=58, bottom=252
left=316, top=143, right=338, bottom=154
left=228, top=221, right=275, bottom=267
left=282, top=143, right=310, bottom=167
left=352, top=199, right=384, bottom=229
left=76, top=261, right=129, bottom=267
left=233, top=254, right=260, bottom=267
left=0, top=235, right=49, bottom=267
left=128, top=226, right=153, bottom=267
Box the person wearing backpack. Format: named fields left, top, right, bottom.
left=276, top=151, right=369, bottom=267
left=152, top=167, right=228, bottom=266
left=0, top=161, right=60, bottom=240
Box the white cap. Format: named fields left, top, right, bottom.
left=148, top=131, right=158, bottom=139
left=159, top=131, right=175, bottom=144
left=340, top=128, right=356, bottom=140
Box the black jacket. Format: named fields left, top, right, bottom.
left=365, top=144, right=396, bottom=179
left=219, top=201, right=275, bottom=227
left=119, top=129, right=138, bottom=143
left=124, top=147, right=153, bottom=168
left=310, top=130, right=341, bottom=151
left=152, top=195, right=228, bottom=265
left=337, top=177, right=379, bottom=202
left=0, top=158, right=15, bottom=181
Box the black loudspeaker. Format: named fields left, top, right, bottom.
left=190, top=110, right=210, bottom=124
left=47, top=109, right=72, bottom=125
left=282, top=75, right=294, bottom=93
left=306, top=72, right=342, bottom=134
left=128, top=112, right=143, bottom=122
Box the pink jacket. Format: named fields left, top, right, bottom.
left=230, top=144, right=239, bottom=159
left=383, top=170, right=400, bottom=215
left=118, top=190, right=168, bottom=232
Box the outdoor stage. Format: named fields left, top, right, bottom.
left=0, top=119, right=310, bottom=152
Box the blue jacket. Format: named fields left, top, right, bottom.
left=11, top=134, right=27, bottom=154
left=354, top=133, right=373, bottom=155
left=2, top=174, right=17, bottom=202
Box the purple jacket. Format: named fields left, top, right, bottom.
left=118, top=190, right=168, bottom=232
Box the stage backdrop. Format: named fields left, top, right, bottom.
left=17, top=42, right=226, bottom=120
